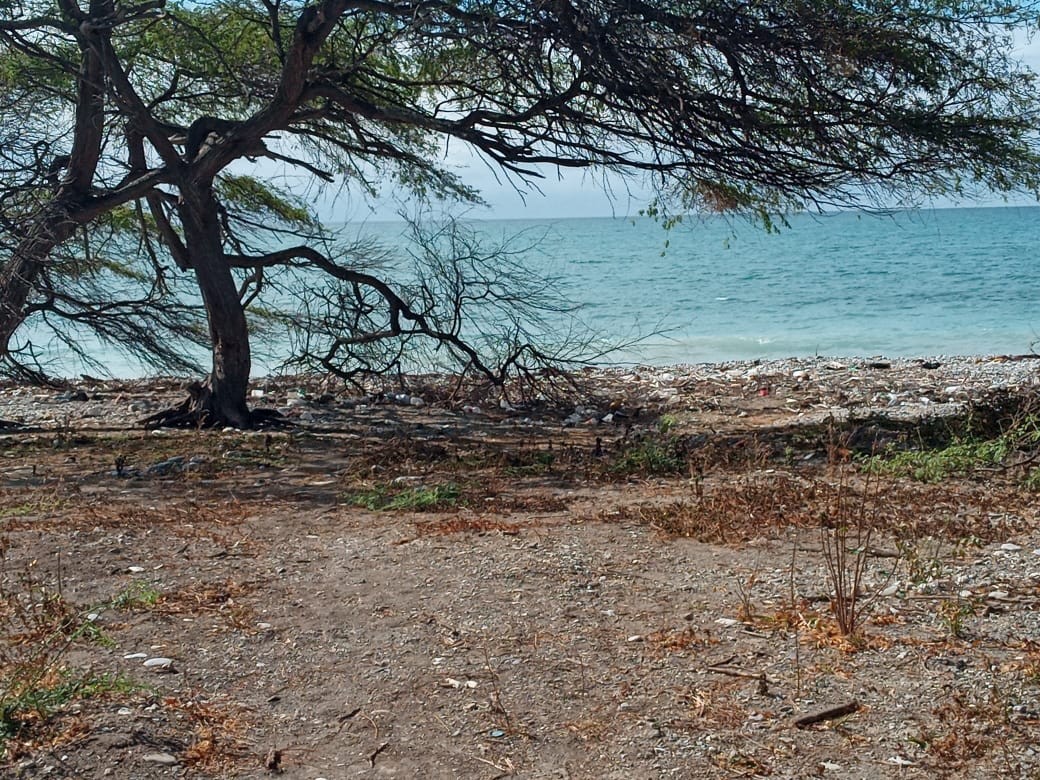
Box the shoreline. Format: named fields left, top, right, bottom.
left=0, top=353, right=1037, bottom=432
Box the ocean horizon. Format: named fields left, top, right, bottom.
left=347, top=205, right=1040, bottom=366
left=26, top=205, right=1040, bottom=377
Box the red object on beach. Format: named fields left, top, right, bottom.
left=757, top=386, right=770, bottom=397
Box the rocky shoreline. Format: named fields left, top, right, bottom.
left=0, top=354, right=1037, bottom=431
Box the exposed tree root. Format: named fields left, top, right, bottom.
left=139, top=381, right=287, bottom=430
left=140, top=403, right=286, bottom=429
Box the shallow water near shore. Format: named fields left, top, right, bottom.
left=415, top=205, right=1040, bottom=365
left=38, top=205, right=1040, bottom=376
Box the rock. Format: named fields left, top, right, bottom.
left=55, top=390, right=89, bottom=402
left=1000, top=543, right=1023, bottom=552
left=140, top=752, right=179, bottom=766
left=143, top=657, right=174, bottom=671
left=146, top=456, right=185, bottom=476
left=409, top=396, right=426, bottom=406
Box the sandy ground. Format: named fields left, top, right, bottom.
left=0, top=362, right=1039, bottom=778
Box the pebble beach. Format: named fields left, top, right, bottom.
left=1, top=354, right=1037, bottom=431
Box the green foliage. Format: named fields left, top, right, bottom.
left=936, top=597, right=977, bottom=640
left=504, top=449, right=556, bottom=476
left=613, top=435, right=686, bottom=476
left=869, top=437, right=1011, bottom=482
left=867, top=412, right=1040, bottom=483
left=216, top=175, right=315, bottom=227
left=345, top=482, right=461, bottom=511
left=111, top=581, right=162, bottom=611
left=0, top=670, right=140, bottom=750
left=0, top=571, right=148, bottom=758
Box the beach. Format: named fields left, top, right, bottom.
left=2, top=353, right=1037, bottom=431
left=0, top=355, right=1039, bottom=778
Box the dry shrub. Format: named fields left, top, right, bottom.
left=644, top=627, right=711, bottom=655
left=0, top=556, right=136, bottom=759
left=163, top=694, right=254, bottom=772
left=594, top=472, right=818, bottom=543
left=9, top=499, right=252, bottom=534
left=926, top=690, right=1027, bottom=771
left=593, top=467, right=1027, bottom=548
left=409, top=516, right=526, bottom=538
left=672, top=680, right=748, bottom=729
left=156, top=579, right=256, bottom=629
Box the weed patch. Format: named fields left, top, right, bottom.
left=0, top=562, right=142, bottom=759
left=611, top=435, right=686, bottom=475
left=345, top=482, right=462, bottom=511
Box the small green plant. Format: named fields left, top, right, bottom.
left=898, top=539, right=947, bottom=586
left=868, top=438, right=1010, bottom=483
left=0, top=554, right=149, bottom=758
left=112, top=581, right=162, bottom=610
left=867, top=410, right=1040, bottom=484
left=658, top=414, right=679, bottom=434
left=1, top=670, right=140, bottom=747
left=612, top=435, right=685, bottom=475
left=345, top=482, right=462, bottom=511
left=504, top=449, right=556, bottom=476
left=936, top=597, right=976, bottom=639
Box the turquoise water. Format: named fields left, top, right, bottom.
left=28, top=206, right=1040, bottom=375
left=354, top=206, right=1040, bottom=365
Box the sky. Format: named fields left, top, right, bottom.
left=323, top=28, right=1040, bottom=223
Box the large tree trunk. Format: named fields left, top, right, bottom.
left=0, top=207, right=82, bottom=365
left=146, top=184, right=253, bottom=428
left=0, top=15, right=107, bottom=375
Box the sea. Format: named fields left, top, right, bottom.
left=349, top=205, right=1040, bottom=366
left=32, top=205, right=1040, bottom=376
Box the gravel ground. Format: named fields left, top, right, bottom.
left=0, top=356, right=1038, bottom=778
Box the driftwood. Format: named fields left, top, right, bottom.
left=792, top=700, right=861, bottom=729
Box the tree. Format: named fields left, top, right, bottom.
left=0, top=0, right=1038, bottom=425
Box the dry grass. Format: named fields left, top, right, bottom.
left=155, top=579, right=257, bottom=629
left=163, top=693, right=255, bottom=772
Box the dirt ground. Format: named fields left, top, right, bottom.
left=1, top=370, right=1039, bottom=779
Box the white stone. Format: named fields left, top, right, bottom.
left=141, top=752, right=178, bottom=765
